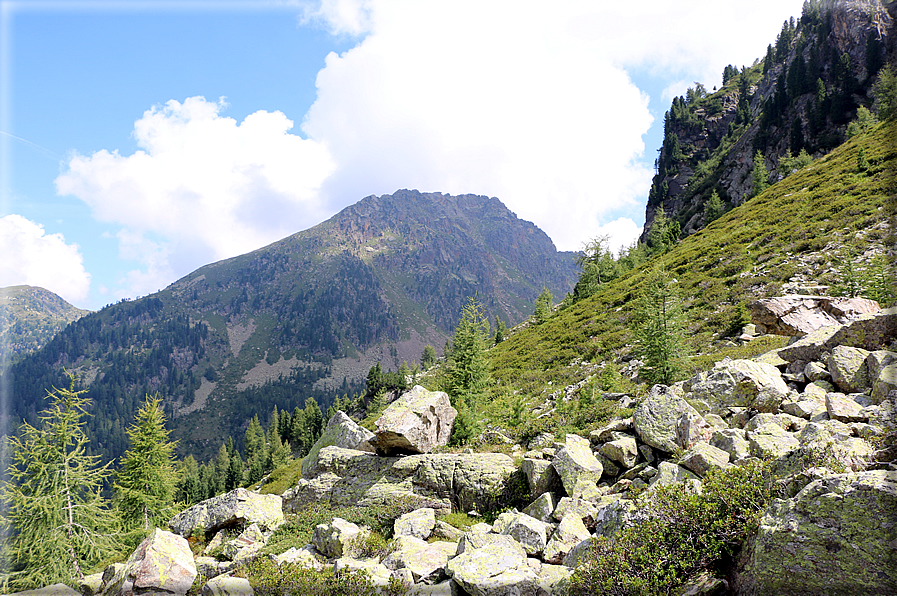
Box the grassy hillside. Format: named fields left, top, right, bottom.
left=481, top=118, right=896, bottom=433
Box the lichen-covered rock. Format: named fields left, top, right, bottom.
left=737, top=470, right=897, bottom=595
left=678, top=441, right=731, bottom=476
left=521, top=457, right=562, bottom=496
left=825, top=345, right=871, bottom=394
left=522, top=491, right=557, bottom=523
left=445, top=535, right=541, bottom=596
left=633, top=385, right=704, bottom=453
left=872, top=362, right=897, bottom=403
left=542, top=512, right=590, bottom=564
left=710, top=428, right=751, bottom=461
left=220, top=523, right=266, bottom=563
left=552, top=497, right=599, bottom=528
left=776, top=307, right=897, bottom=363
left=370, top=385, right=457, bottom=455
left=201, top=575, right=253, bottom=596
left=300, top=410, right=375, bottom=478
left=501, top=512, right=548, bottom=556
left=599, top=435, right=639, bottom=469
left=677, top=411, right=715, bottom=449
left=825, top=392, right=867, bottom=423
left=333, top=558, right=393, bottom=586
left=312, top=517, right=366, bottom=559
left=746, top=423, right=800, bottom=459
left=169, top=487, right=283, bottom=537
left=270, top=545, right=323, bottom=570
left=9, top=584, right=81, bottom=596
left=749, top=296, right=880, bottom=336
left=689, top=359, right=789, bottom=413
left=394, top=507, right=436, bottom=540
left=551, top=434, right=603, bottom=500
left=382, top=535, right=456, bottom=583
left=647, top=461, right=701, bottom=492
left=433, top=520, right=465, bottom=541
left=100, top=528, right=196, bottom=596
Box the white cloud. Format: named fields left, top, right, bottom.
left=56, top=96, right=335, bottom=297
left=591, top=217, right=643, bottom=256
left=0, top=214, right=91, bottom=304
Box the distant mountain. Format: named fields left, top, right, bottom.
left=0, top=285, right=89, bottom=362
left=641, top=0, right=894, bottom=242
left=4, top=190, right=578, bottom=461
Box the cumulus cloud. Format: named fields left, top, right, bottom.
left=591, top=217, right=644, bottom=256
left=56, top=96, right=335, bottom=296
left=0, top=215, right=91, bottom=304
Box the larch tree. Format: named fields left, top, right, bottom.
left=113, top=393, right=179, bottom=533
left=630, top=263, right=690, bottom=385
left=1, top=376, right=119, bottom=590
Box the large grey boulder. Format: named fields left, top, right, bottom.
left=382, top=535, right=456, bottom=583
left=100, top=529, right=196, bottom=596
left=501, top=512, right=548, bottom=557
left=746, top=423, right=800, bottom=459
left=599, top=435, right=639, bottom=468
left=689, top=359, right=789, bottom=413
left=445, top=535, right=541, bottom=596
left=312, top=517, right=367, bottom=559
left=394, top=507, right=436, bottom=540
left=678, top=441, right=731, bottom=476
left=521, top=458, right=562, bottom=495
left=749, top=295, right=880, bottom=336
left=7, top=585, right=80, bottom=596
left=551, top=434, right=604, bottom=500
left=201, top=576, right=253, bottom=596
left=776, top=307, right=897, bottom=363
left=522, top=492, right=558, bottom=523
left=825, top=392, right=867, bottom=423
left=300, top=410, right=375, bottom=478
left=542, top=512, right=590, bottom=564
left=825, top=346, right=870, bottom=394
left=872, top=363, right=897, bottom=403
left=737, top=470, right=897, bottom=595
left=370, top=385, right=457, bottom=455
left=633, top=385, right=704, bottom=453
left=169, top=487, right=283, bottom=537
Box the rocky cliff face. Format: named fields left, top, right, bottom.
left=642, top=0, right=894, bottom=242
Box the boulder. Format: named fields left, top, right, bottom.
left=169, top=487, right=283, bottom=537
left=520, top=458, right=562, bottom=496
left=219, top=523, right=266, bottom=563
left=776, top=307, right=897, bottom=363
left=689, top=359, right=789, bottom=413
left=445, top=535, right=541, bottom=596
left=312, top=517, right=366, bottom=559
left=872, top=363, right=897, bottom=403
left=647, top=461, right=701, bottom=492
left=825, top=392, right=867, bottom=423
left=599, top=435, right=639, bottom=468
left=542, top=512, right=591, bottom=565
left=100, top=528, right=196, bottom=596
left=201, top=576, right=253, bottom=596
left=551, top=434, right=603, bottom=500
left=746, top=424, right=800, bottom=459
left=678, top=442, right=731, bottom=476
left=522, top=492, right=558, bottom=523
left=589, top=418, right=633, bottom=443
left=677, top=411, right=715, bottom=449
left=382, top=535, right=456, bottom=583
left=825, top=346, right=870, bottom=393
left=370, top=386, right=457, bottom=455
left=270, top=545, right=323, bottom=570
left=803, top=361, right=830, bottom=382
left=710, top=429, right=751, bottom=461
left=737, top=470, right=897, bottom=595
left=432, top=520, right=465, bottom=541
left=7, top=585, right=80, bottom=596
left=749, top=295, right=880, bottom=336
left=394, top=507, right=436, bottom=540
left=300, top=410, right=375, bottom=478
left=333, top=558, right=392, bottom=586
left=552, top=497, right=599, bottom=528
left=501, top=512, right=548, bottom=557
left=633, top=385, right=704, bottom=453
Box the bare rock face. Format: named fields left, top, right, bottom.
left=370, top=385, right=458, bottom=455
left=750, top=295, right=880, bottom=336
left=100, top=529, right=196, bottom=596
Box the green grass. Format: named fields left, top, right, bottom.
left=256, top=457, right=305, bottom=495
left=481, top=120, right=896, bottom=436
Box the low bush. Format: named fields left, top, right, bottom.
left=567, top=460, right=774, bottom=596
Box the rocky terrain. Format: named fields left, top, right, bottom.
left=0, top=285, right=88, bottom=362
left=15, top=304, right=892, bottom=596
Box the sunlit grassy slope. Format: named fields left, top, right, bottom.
left=483, top=119, right=895, bottom=430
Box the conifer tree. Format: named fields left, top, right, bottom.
left=113, top=393, right=178, bottom=532
left=1, top=376, right=119, bottom=589
left=493, top=318, right=508, bottom=345
left=703, top=191, right=725, bottom=224
left=267, top=426, right=290, bottom=471
left=444, top=296, right=492, bottom=404
left=752, top=151, right=770, bottom=197
left=533, top=288, right=553, bottom=324
left=421, top=344, right=437, bottom=369
left=176, top=455, right=204, bottom=505
left=630, top=264, right=689, bottom=385
left=214, top=443, right=231, bottom=494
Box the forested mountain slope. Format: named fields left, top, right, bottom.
left=0, top=286, right=89, bottom=362
left=4, top=191, right=577, bottom=462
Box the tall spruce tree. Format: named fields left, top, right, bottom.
left=113, top=393, right=178, bottom=532
left=630, top=264, right=690, bottom=385
left=1, top=376, right=119, bottom=589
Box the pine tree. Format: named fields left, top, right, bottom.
left=421, top=344, right=437, bottom=369
left=1, top=376, right=119, bottom=589
left=533, top=287, right=553, bottom=324
left=113, top=393, right=179, bottom=532
left=703, top=190, right=725, bottom=224
left=214, top=443, right=231, bottom=493
left=176, top=455, right=204, bottom=505
left=444, top=296, right=492, bottom=406
left=244, top=417, right=267, bottom=484
left=267, top=427, right=291, bottom=471
left=752, top=151, right=770, bottom=197
left=493, top=318, right=508, bottom=345
left=630, top=264, right=690, bottom=385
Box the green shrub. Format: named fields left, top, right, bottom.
left=235, top=558, right=381, bottom=596
left=348, top=531, right=392, bottom=560
left=567, top=460, right=774, bottom=596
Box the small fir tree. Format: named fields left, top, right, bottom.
left=1, top=376, right=119, bottom=589
left=752, top=151, right=770, bottom=197
left=533, top=287, right=553, bottom=324
left=630, top=264, right=690, bottom=385
left=113, top=393, right=179, bottom=532
left=703, top=191, right=725, bottom=224
left=493, top=317, right=508, bottom=345
left=421, top=344, right=437, bottom=369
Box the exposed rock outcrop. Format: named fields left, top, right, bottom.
left=369, top=386, right=458, bottom=455
left=169, top=487, right=284, bottom=538
left=750, top=295, right=881, bottom=336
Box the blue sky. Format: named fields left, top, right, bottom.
left=1, top=0, right=805, bottom=310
